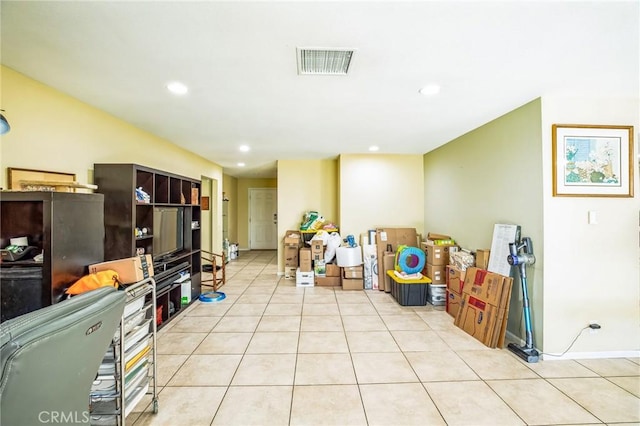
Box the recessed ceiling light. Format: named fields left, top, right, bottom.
left=166, top=81, right=188, bottom=95
left=237, top=162, right=245, bottom=167
left=239, top=145, right=250, bottom=152
left=369, top=146, right=379, bottom=152
left=419, top=84, right=440, bottom=96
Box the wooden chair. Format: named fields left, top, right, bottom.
left=201, top=249, right=226, bottom=291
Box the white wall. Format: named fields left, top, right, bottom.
left=541, top=96, right=640, bottom=357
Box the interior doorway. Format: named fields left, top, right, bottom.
left=249, top=188, right=277, bottom=249
left=200, top=176, right=219, bottom=253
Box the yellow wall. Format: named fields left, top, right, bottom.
left=424, top=99, right=544, bottom=349
left=222, top=174, right=238, bottom=246
left=339, top=154, right=424, bottom=236
left=0, top=66, right=224, bottom=249
left=237, top=177, right=277, bottom=249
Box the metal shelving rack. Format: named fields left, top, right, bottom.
left=90, top=278, right=159, bottom=425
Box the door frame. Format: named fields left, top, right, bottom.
left=248, top=187, right=277, bottom=250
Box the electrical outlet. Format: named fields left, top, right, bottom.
left=589, top=320, right=600, bottom=334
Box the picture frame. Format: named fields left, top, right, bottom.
left=7, top=167, right=76, bottom=191
left=552, top=124, right=634, bottom=197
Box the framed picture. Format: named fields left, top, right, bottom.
left=8, top=167, right=76, bottom=190
left=552, top=124, right=634, bottom=197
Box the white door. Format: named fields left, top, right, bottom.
left=249, top=188, right=277, bottom=249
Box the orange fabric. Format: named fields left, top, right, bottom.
left=66, top=270, right=120, bottom=295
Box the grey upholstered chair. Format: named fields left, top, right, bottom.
left=0, top=286, right=126, bottom=425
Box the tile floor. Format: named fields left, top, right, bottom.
left=130, top=250, right=640, bottom=426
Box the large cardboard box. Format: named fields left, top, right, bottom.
left=424, top=263, right=446, bottom=284
left=315, top=276, right=341, bottom=287
left=284, top=245, right=299, bottom=268
left=382, top=252, right=396, bottom=293
left=89, top=254, right=154, bottom=284
left=445, top=289, right=462, bottom=318
left=475, top=249, right=491, bottom=269
left=343, top=266, right=363, bottom=279
left=299, top=248, right=312, bottom=272
left=341, top=277, right=364, bottom=290
left=325, top=263, right=341, bottom=277
left=462, top=267, right=513, bottom=307
left=446, top=265, right=467, bottom=295
left=284, top=230, right=302, bottom=247
left=375, top=228, right=418, bottom=290
left=456, top=293, right=503, bottom=347
left=421, top=241, right=456, bottom=266
left=311, top=239, right=324, bottom=262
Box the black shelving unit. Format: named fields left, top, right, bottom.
left=94, top=163, right=201, bottom=328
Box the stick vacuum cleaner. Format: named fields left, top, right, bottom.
left=506, top=237, right=539, bottom=363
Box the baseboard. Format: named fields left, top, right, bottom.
left=506, top=331, right=640, bottom=359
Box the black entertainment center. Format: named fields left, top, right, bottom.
left=94, top=163, right=202, bottom=328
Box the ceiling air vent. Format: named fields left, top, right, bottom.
left=296, top=47, right=355, bottom=76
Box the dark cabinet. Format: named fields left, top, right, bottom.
left=94, top=164, right=201, bottom=328
left=0, top=192, right=105, bottom=321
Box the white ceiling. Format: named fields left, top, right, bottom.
left=1, top=1, right=637, bottom=178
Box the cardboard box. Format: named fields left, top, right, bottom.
left=445, top=289, right=462, bottom=318
left=475, top=249, right=491, bottom=269
left=284, top=230, right=302, bottom=247
left=311, top=239, right=324, bottom=262
left=456, top=293, right=503, bottom=347
left=342, top=266, right=363, bottom=279
left=296, top=268, right=314, bottom=287
left=89, top=254, right=154, bottom=284
left=382, top=252, right=396, bottom=293
left=299, top=248, right=312, bottom=272
left=421, top=241, right=456, bottom=266
left=191, top=187, right=199, bottom=205
left=341, top=277, right=364, bottom=290
left=375, top=228, right=418, bottom=290
left=426, top=232, right=451, bottom=241
left=284, top=245, right=299, bottom=268
left=325, top=263, right=341, bottom=277
left=424, top=263, right=446, bottom=284
left=462, top=267, right=513, bottom=307
left=446, top=265, right=467, bottom=295
left=284, top=266, right=297, bottom=279
left=315, top=276, right=341, bottom=287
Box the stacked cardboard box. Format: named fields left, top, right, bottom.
left=374, top=228, right=419, bottom=291
left=341, top=266, right=363, bottom=290
left=445, top=265, right=466, bottom=318
left=284, top=230, right=302, bottom=279
left=454, top=267, right=513, bottom=348
left=421, top=233, right=456, bottom=305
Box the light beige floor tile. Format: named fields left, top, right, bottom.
left=335, top=291, right=371, bottom=303
left=381, top=313, right=431, bottom=330
left=225, top=303, right=267, bottom=316
left=241, top=286, right=275, bottom=295
left=269, top=293, right=304, bottom=304
left=263, top=303, right=302, bottom=316
left=488, top=378, right=600, bottom=425
left=212, top=315, right=261, bottom=332
left=576, top=358, right=640, bottom=376
left=274, top=286, right=305, bottom=295
left=295, top=353, right=357, bottom=385
left=256, top=315, right=301, bottom=332
left=525, top=358, right=600, bottom=378
left=608, top=376, right=640, bottom=397
left=185, top=303, right=231, bottom=317
left=435, top=327, right=492, bottom=350
left=416, top=311, right=458, bottom=330
left=300, top=315, right=343, bottom=331
left=424, top=381, right=525, bottom=425
left=290, top=385, right=367, bottom=426
left=351, top=352, right=419, bottom=384
left=212, top=385, right=292, bottom=426
left=194, top=332, right=252, bottom=354
left=166, top=315, right=220, bottom=333
left=231, top=354, right=296, bottom=385
left=627, top=357, right=640, bottom=365
left=374, top=303, right=412, bottom=315
left=457, top=349, right=539, bottom=380
left=549, top=377, right=640, bottom=423
left=360, top=383, right=446, bottom=426
left=246, top=331, right=299, bottom=354
left=405, top=351, right=480, bottom=382
left=342, top=315, right=387, bottom=331
left=346, top=330, right=400, bottom=352
left=167, top=354, right=242, bottom=386
left=236, top=293, right=272, bottom=304
left=155, top=354, right=189, bottom=386
left=303, top=293, right=337, bottom=304
left=133, top=386, right=226, bottom=426
left=298, top=331, right=349, bottom=353
left=391, top=330, right=449, bottom=352
left=338, top=303, right=378, bottom=315
left=156, top=332, right=207, bottom=355
left=302, top=303, right=340, bottom=316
